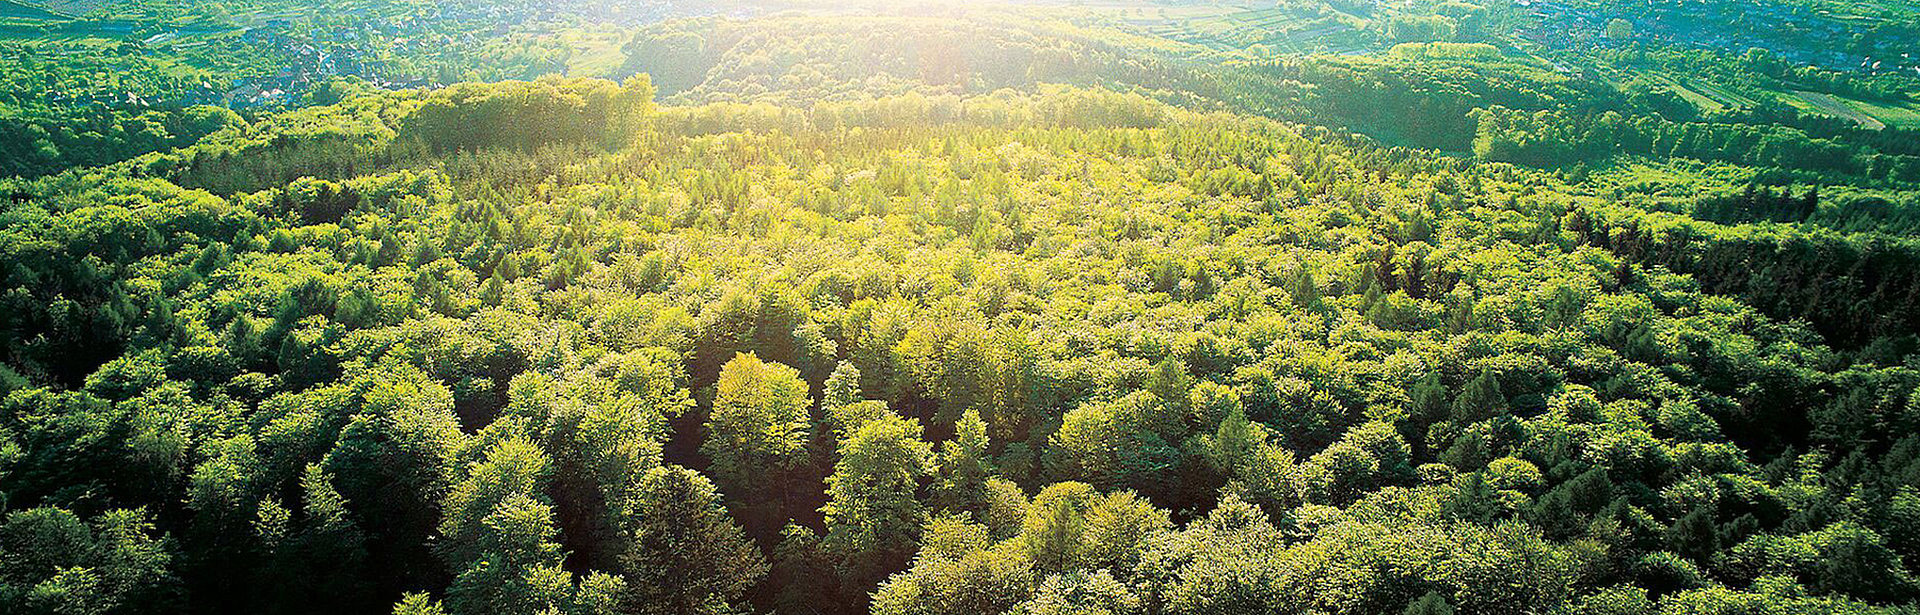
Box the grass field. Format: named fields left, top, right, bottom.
left=1647, top=73, right=1726, bottom=113
left=1760, top=83, right=1920, bottom=130
left=1129, top=4, right=1358, bottom=53
left=1685, top=78, right=1760, bottom=109
left=558, top=25, right=633, bottom=78
left=1788, top=89, right=1888, bottom=129
left=1844, top=95, right=1920, bottom=129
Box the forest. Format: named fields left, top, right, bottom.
left=4, top=1, right=1920, bottom=615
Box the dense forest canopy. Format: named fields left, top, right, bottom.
left=4, top=1, right=1920, bottom=615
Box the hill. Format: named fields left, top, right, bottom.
left=1, top=74, right=1919, bottom=614
left=4, top=2, right=1920, bottom=615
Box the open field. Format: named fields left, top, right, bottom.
left=1845, top=94, right=1920, bottom=129
left=557, top=25, right=634, bottom=78
left=1789, top=89, right=1888, bottom=129
left=1685, top=78, right=1760, bottom=108
left=1764, top=83, right=1920, bottom=130
left=1647, top=73, right=1727, bottom=113
left=1131, top=5, right=1358, bottom=53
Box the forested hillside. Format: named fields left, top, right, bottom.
left=1, top=73, right=1918, bottom=615
left=6, top=1, right=1920, bottom=615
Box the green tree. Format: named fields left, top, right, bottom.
left=617, top=466, right=766, bottom=615
left=392, top=593, right=448, bottom=615
left=1018, top=570, right=1140, bottom=615
left=437, top=437, right=602, bottom=615
left=821, top=413, right=933, bottom=596
left=933, top=408, right=994, bottom=516
left=1452, top=369, right=1506, bottom=424
left=1445, top=472, right=1503, bottom=525
left=1664, top=509, right=1719, bottom=561
left=1403, top=591, right=1454, bottom=615
left=1022, top=482, right=1099, bottom=573
left=258, top=465, right=372, bottom=614
left=0, top=507, right=180, bottom=615
left=701, top=353, right=812, bottom=532
left=823, top=362, right=863, bottom=412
